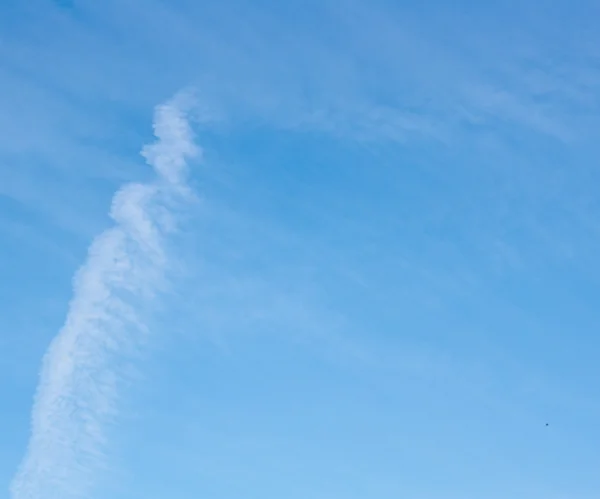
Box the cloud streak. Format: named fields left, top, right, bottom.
left=9, top=93, right=199, bottom=499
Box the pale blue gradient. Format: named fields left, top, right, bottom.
left=1, top=0, right=600, bottom=498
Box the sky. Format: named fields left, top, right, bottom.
left=1, top=0, right=600, bottom=497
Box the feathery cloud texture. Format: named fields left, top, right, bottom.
left=10, top=94, right=198, bottom=499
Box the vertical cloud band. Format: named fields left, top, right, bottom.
left=10, top=95, right=199, bottom=499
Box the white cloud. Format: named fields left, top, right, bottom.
left=9, top=93, right=199, bottom=499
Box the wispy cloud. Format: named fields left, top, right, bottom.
left=9, top=93, right=199, bottom=499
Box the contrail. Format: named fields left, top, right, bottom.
left=10, top=94, right=199, bottom=499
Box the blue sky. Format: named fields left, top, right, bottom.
left=1, top=0, right=600, bottom=497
